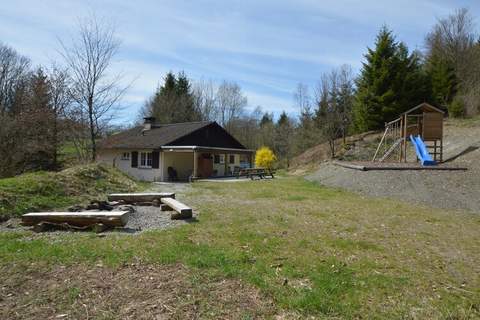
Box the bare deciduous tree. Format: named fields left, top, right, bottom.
left=314, top=65, right=354, bottom=158
left=216, top=81, right=247, bottom=132
left=0, top=42, right=30, bottom=115
left=59, top=15, right=128, bottom=161
left=192, top=78, right=217, bottom=121
left=426, top=8, right=480, bottom=115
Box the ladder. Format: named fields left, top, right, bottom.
left=379, top=137, right=404, bottom=162
left=372, top=117, right=404, bottom=162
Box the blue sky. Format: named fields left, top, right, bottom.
left=1, top=0, right=479, bottom=123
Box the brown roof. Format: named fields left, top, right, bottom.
left=401, top=102, right=445, bottom=115
left=98, top=121, right=213, bottom=149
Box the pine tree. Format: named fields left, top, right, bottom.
left=274, top=112, right=294, bottom=167
left=24, top=68, right=56, bottom=170
left=353, top=26, right=429, bottom=131
left=149, top=71, right=201, bottom=123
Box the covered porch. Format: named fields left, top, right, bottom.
left=161, top=146, right=254, bottom=181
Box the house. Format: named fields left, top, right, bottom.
left=97, top=118, right=254, bottom=181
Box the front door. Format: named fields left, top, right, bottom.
left=197, top=153, right=213, bottom=178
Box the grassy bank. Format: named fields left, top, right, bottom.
left=1, top=177, right=479, bottom=319
left=0, top=164, right=140, bottom=219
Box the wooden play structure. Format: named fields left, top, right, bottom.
left=373, top=103, right=444, bottom=163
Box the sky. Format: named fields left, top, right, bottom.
left=1, top=0, right=479, bottom=124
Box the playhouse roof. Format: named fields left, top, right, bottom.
left=401, top=102, right=445, bottom=116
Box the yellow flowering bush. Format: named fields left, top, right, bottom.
left=255, top=146, right=276, bottom=169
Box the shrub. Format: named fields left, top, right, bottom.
left=448, top=97, right=465, bottom=118
left=255, top=147, right=276, bottom=169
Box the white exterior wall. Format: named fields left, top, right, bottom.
left=97, top=149, right=248, bottom=181
left=212, top=153, right=241, bottom=176
left=97, top=149, right=163, bottom=182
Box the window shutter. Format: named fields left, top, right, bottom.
left=152, top=151, right=160, bottom=169
left=131, top=151, right=138, bottom=168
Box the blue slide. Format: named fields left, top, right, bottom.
left=409, top=135, right=437, bottom=166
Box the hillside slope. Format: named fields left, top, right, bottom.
left=0, top=164, right=140, bottom=220
left=290, top=131, right=382, bottom=170
left=306, top=117, right=480, bottom=212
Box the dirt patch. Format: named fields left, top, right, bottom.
left=290, top=131, right=382, bottom=169
left=0, top=263, right=275, bottom=319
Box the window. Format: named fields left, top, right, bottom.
left=140, top=152, right=152, bottom=168
left=121, top=152, right=130, bottom=160
left=229, top=155, right=235, bottom=164
left=214, top=154, right=225, bottom=164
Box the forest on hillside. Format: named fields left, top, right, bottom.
left=1, top=8, right=479, bottom=177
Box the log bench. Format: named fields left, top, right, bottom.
left=21, top=211, right=130, bottom=227
left=107, top=192, right=175, bottom=203
left=160, top=197, right=193, bottom=219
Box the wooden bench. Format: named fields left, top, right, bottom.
left=161, top=197, right=193, bottom=219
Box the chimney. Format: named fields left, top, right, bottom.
left=143, top=117, right=155, bottom=131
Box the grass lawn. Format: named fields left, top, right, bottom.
left=1, top=176, right=479, bottom=319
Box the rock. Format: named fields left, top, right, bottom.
left=152, top=199, right=160, bottom=207
left=86, top=202, right=100, bottom=210
left=68, top=205, right=84, bottom=212
left=87, top=201, right=114, bottom=211
left=32, top=222, right=52, bottom=232
left=92, top=223, right=108, bottom=233
left=118, top=205, right=135, bottom=213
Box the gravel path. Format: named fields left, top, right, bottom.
left=123, top=182, right=196, bottom=233
left=121, top=206, right=190, bottom=232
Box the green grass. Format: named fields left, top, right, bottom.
left=1, top=177, right=479, bottom=318
left=0, top=164, right=141, bottom=219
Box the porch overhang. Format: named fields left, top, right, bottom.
left=160, top=145, right=254, bottom=154
left=161, top=146, right=254, bottom=180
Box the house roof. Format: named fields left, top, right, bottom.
left=98, top=121, right=248, bottom=151
left=98, top=121, right=214, bottom=149
left=401, top=102, right=445, bottom=116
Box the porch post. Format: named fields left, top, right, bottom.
left=193, top=150, right=198, bottom=179
left=224, top=153, right=228, bottom=176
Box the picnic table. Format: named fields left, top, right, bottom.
left=236, top=167, right=275, bottom=180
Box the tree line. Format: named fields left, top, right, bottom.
left=0, top=16, right=127, bottom=178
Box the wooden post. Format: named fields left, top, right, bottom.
left=224, top=153, right=228, bottom=176
left=404, top=115, right=408, bottom=162
left=440, top=139, right=443, bottom=162
left=399, top=117, right=403, bottom=161
left=193, top=150, right=198, bottom=179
